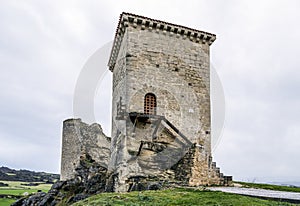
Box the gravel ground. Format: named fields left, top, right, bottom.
left=208, top=187, right=300, bottom=201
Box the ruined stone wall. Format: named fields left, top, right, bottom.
left=189, top=144, right=219, bottom=186
left=109, top=30, right=130, bottom=180
left=60, top=119, right=111, bottom=180
left=171, top=144, right=229, bottom=186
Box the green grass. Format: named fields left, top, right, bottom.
left=2, top=181, right=300, bottom=206
left=236, top=181, right=300, bottom=193
left=0, top=188, right=43, bottom=196
left=72, top=188, right=298, bottom=206
left=0, top=198, right=16, bottom=206
left=0, top=181, right=53, bottom=205
left=0, top=180, right=52, bottom=191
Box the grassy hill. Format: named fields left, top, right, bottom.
left=72, top=187, right=297, bottom=206
left=2, top=182, right=300, bottom=206
left=0, top=166, right=59, bottom=183
left=0, top=166, right=59, bottom=206
left=0, top=181, right=52, bottom=205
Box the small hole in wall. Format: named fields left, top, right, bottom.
left=156, top=64, right=159, bottom=68
left=188, top=83, right=192, bottom=86
left=174, top=68, right=179, bottom=72
left=137, top=19, right=142, bottom=24
left=206, top=131, right=210, bottom=134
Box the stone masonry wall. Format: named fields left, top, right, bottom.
left=60, top=119, right=111, bottom=181
left=109, top=30, right=128, bottom=173
left=171, top=143, right=230, bottom=186
left=125, top=27, right=211, bottom=152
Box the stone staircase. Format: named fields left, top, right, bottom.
left=127, top=113, right=232, bottom=187
left=208, top=156, right=232, bottom=186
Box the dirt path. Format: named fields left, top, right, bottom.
left=209, top=187, right=300, bottom=203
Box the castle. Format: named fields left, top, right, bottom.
left=61, top=12, right=232, bottom=192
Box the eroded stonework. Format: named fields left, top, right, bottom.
left=61, top=12, right=232, bottom=192
left=60, top=119, right=110, bottom=181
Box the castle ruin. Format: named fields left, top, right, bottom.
left=61, top=12, right=232, bottom=192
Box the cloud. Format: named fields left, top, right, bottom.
left=0, top=0, right=299, bottom=183
left=212, top=0, right=300, bottom=182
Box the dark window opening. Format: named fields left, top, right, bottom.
left=144, top=93, right=156, bottom=115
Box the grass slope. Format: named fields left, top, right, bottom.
left=0, top=181, right=52, bottom=206
left=0, top=198, right=16, bottom=206
left=72, top=188, right=298, bottom=206
left=0, top=181, right=52, bottom=195
left=2, top=181, right=300, bottom=206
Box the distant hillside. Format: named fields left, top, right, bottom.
left=0, top=166, right=59, bottom=183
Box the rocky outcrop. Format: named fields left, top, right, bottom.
left=12, top=153, right=108, bottom=206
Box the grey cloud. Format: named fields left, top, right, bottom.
left=0, top=0, right=299, bottom=184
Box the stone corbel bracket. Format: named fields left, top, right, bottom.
left=108, top=12, right=216, bottom=71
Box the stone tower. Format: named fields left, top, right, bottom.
left=107, top=13, right=229, bottom=191
left=60, top=12, right=231, bottom=192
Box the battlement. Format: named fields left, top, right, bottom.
left=108, top=12, right=216, bottom=71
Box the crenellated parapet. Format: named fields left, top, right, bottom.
left=108, top=12, right=216, bottom=71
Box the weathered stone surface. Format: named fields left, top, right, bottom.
left=171, top=143, right=231, bottom=186
left=61, top=118, right=111, bottom=180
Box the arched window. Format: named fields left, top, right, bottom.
left=144, top=93, right=156, bottom=115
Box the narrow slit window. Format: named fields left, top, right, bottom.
left=144, top=93, right=156, bottom=115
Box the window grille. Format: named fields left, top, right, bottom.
left=144, top=93, right=156, bottom=115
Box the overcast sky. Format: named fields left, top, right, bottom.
left=1, top=0, right=299, bottom=184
